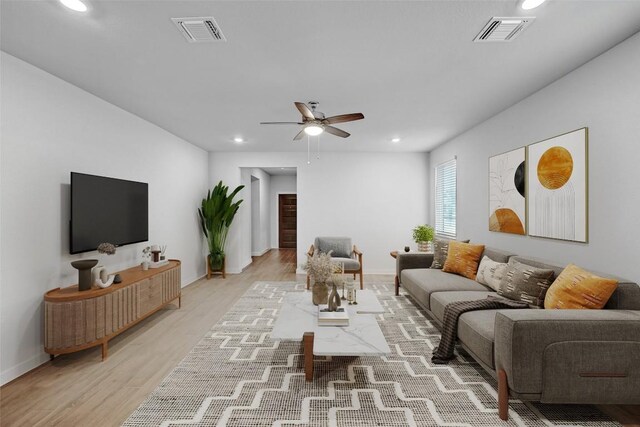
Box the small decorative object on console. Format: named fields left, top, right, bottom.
left=404, top=246, right=410, bottom=252
left=142, top=246, right=151, bottom=270
left=70, top=259, right=99, bottom=291
left=113, top=273, right=122, bottom=284
left=92, top=266, right=115, bottom=288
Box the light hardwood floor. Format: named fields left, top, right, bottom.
left=1, top=249, right=638, bottom=426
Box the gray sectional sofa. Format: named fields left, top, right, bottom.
left=395, top=247, right=640, bottom=420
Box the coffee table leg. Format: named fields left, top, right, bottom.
left=303, top=332, right=314, bottom=382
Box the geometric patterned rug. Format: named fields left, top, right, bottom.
left=122, top=282, right=618, bottom=427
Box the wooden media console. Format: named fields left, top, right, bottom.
left=44, top=260, right=181, bottom=360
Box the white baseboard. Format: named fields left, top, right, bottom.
left=181, top=274, right=206, bottom=287
left=251, top=248, right=270, bottom=257
left=1, top=352, right=51, bottom=386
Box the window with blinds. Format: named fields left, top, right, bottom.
left=435, top=158, right=457, bottom=238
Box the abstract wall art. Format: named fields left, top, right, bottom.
left=527, top=128, right=588, bottom=242
left=489, top=147, right=526, bottom=235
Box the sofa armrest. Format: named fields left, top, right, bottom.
left=495, top=309, right=640, bottom=398
left=396, top=253, right=434, bottom=283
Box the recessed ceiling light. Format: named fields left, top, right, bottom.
left=280, top=167, right=285, bottom=170
left=391, top=138, right=401, bottom=143
left=233, top=137, right=244, bottom=143
left=521, top=0, right=546, bottom=10
left=59, top=0, right=87, bottom=12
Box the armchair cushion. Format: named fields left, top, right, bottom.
left=332, top=257, right=360, bottom=271
left=315, top=237, right=352, bottom=258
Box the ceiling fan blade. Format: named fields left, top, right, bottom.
left=260, top=122, right=304, bottom=125
left=322, top=113, right=364, bottom=125
left=295, top=102, right=315, bottom=120
left=293, top=129, right=305, bottom=141
left=324, top=126, right=350, bottom=138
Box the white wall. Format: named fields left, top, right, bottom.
left=0, top=53, right=209, bottom=384
left=270, top=175, right=297, bottom=248
left=250, top=177, right=261, bottom=254
left=245, top=168, right=271, bottom=257
left=209, top=152, right=430, bottom=274
left=429, top=32, right=640, bottom=282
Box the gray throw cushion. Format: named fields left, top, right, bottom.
left=498, top=259, right=555, bottom=308
left=430, top=238, right=470, bottom=269
left=315, top=237, right=352, bottom=258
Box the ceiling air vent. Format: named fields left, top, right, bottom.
left=172, top=17, right=226, bottom=43
left=473, top=17, right=535, bottom=42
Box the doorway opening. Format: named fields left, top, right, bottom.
left=278, top=194, right=297, bottom=249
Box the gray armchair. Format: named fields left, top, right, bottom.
left=306, top=237, right=363, bottom=290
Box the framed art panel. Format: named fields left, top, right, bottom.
left=489, top=147, right=526, bottom=235
left=527, top=127, right=588, bottom=242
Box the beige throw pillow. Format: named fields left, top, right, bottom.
left=476, top=256, right=508, bottom=291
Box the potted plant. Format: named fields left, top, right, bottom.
left=412, top=224, right=435, bottom=252
left=198, top=181, right=244, bottom=272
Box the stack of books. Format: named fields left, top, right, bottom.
left=317, top=305, right=350, bottom=326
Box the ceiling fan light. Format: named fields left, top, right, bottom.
left=521, top=0, right=546, bottom=10
left=304, top=125, right=323, bottom=136
left=60, top=0, right=88, bottom=12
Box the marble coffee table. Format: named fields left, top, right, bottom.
left=271, top=289, right=390, bottom=381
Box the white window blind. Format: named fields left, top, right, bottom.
left=435, top=158, right=457, bottom=238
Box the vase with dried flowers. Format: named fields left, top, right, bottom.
left=304, top=252, right=341, bottom=305
left=142, top=246, right=151, bottom=270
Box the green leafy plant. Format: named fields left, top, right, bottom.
left=198, top=181, right=244, bottom=270
left=412, top=224, right=435, bottom=243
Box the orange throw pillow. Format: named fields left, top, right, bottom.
left=442, top=241, right=485, bottom=280
left=544, top=264, right=618, bottom=309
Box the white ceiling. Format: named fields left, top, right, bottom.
left=2, top=1, right=640, bottom=153
left=260, top=167, right=297, bottom=176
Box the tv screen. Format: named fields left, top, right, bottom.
left=70, top=172, right=148, bottom=254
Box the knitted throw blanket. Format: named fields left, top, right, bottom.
left=431, top=296, right=529, bottom=365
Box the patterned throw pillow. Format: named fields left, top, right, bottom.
left=498, top=259, right=555, bottom=308
left=430, top=238, right=470, bottom=269
left=476, top=256, right=508, bottom=291
left=544, top=264, right=618, bottom=309
left=442, top=241, right=485, bottom=280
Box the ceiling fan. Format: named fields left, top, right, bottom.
left=260, top=102, right=364, bottom=141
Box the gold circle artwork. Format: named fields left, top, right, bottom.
left=489, top=208, right=525, bottom=235
left=537, top=146, right=573, bottom=189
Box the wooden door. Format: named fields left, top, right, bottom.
left=279, top=194, right=297, bottom=248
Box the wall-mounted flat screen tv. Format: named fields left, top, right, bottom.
left=70, top=172, right=148, bottom=254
